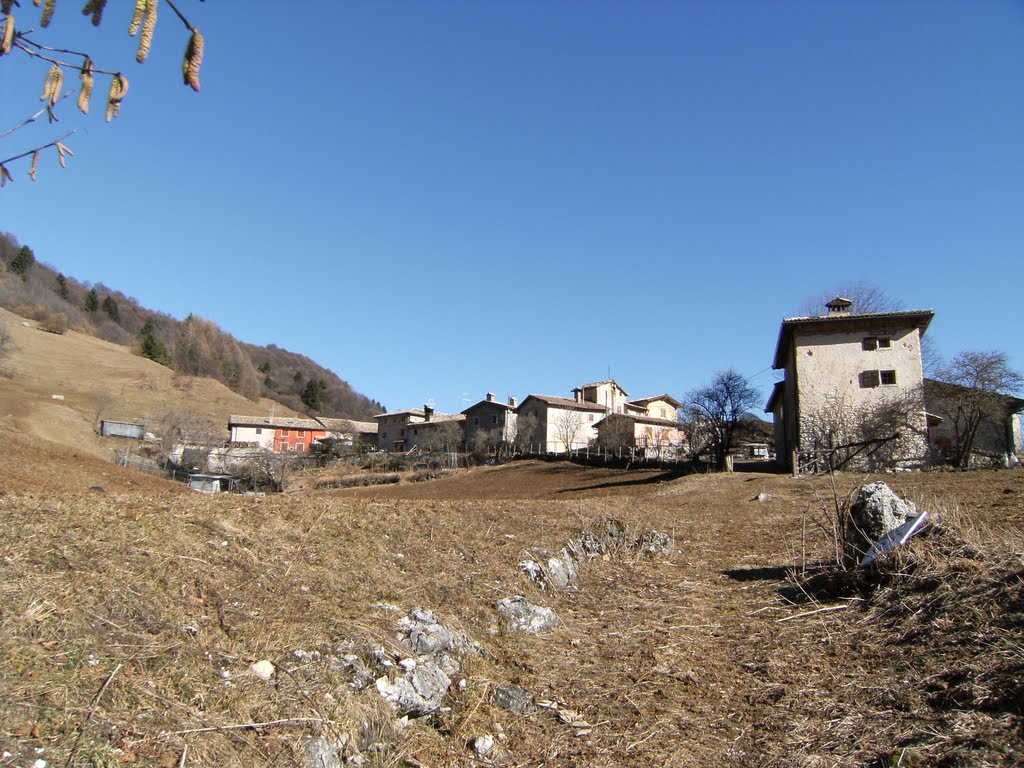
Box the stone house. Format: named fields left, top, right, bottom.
left=515, top=394, right=606, bottom=453
left=766, top=297, right=934, bottom=472
left=924, top=379, right=1024, bottom=465
left=462, top=393, right=518, bottom=452
left=594, top=412, right=684, bottom=456
left=374, top=408, right=427, bottom=452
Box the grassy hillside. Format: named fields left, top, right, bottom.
left=0, top=306, right=299, bottom=460
left=0, top=232, right=383, bottom=419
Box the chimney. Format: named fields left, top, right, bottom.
left=486, top=392, right=495, bottom=402
left=423, top=404, right=433, bottom=422
left=825, top=296, right=853, bottom=316
left=508, top=395, right=517, bottom=408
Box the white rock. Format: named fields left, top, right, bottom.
left=472, top=734, right=495, bottom=756
left=398, top=658, right=417, bottom=672
left=250, top=660, right=275, bottom=681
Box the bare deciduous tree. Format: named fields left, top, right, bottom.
left=512, top=412, right=539, bottom=454
left=932, top=350, right=1024, bottom=468
left=798, top=282, right=904, bottom=317
left=553, top=410, right=584, bottom=453
left=683, top=369, right=760, bottom=469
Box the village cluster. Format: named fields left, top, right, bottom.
left=104, top=299, right=1024, bottom=485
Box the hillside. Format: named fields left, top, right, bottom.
left=0, top=232, right=383, bottom=419
left=0, top=305, right=299, bottom=460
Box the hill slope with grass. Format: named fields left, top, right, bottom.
left=0, top=305, right=300, bottom=460
left=0, top=232, right=383, bottom=419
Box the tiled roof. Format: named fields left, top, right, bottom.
left=628, top=394, right=682, bottom=409
left=373, top=409, right=427, bottom=420
left=316, top=418, right=378, bottom=433
left=521, top=394, right=607, bottom=412
left=229, top=415, right=324, bottom=430
left=572, top=379, right=629, bottom=396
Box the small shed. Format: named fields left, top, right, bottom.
left=187, top=474, right=237, bottom=494
left=100, top=419, right=146, bottom=439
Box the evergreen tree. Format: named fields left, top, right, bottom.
left=55, top=273, right=69, bottom=300
left=301, top=378, right=327, bottom=413
left=139, top=319, right=172, bottom=367
left=102, top=295, right=120, bottom=323
left=83, top=288, right=99, bottom=313
left=9, top=246, right=35, bottom=280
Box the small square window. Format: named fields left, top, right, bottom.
left=492, top=415, right=498, bottom=425
left=878, top=337, right=892, bottom=349
left=255, top=427, right=262, bottom=435
left=297, top=430, right=305, bottom=438
left=880, top=370, right=897, bottom=385
left=862, top=337, right=878, bottom=351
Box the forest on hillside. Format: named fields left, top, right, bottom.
left=0, top=232, right=383, bottom=420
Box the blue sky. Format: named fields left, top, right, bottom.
left=2, top=1, right=1022, bottom=414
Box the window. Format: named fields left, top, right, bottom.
left=255, top=427, right=262, bottom=435
left=492, top=415, right=498, bottom=425
left=473, top=416, right=479, bottom=426
left=282, top=429, right=290, bottom=437
left=880, top=369, right=897, bottom=385
left=297, top=430, right=305, bottom=438
left=295, top=443, right=305, bottom=453
left=588, top=414, right=594, bottom=422
left=859, top=370, right=880, bottom=388
left=862, top=337, right=878, bottom=351
left=878, top=337, right=892, bottom=349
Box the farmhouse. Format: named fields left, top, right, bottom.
left=515, top=394, right=607, bottom=453
left=924, top=379, right=1024, bottom=465
left=594, top=412, right=684, bottom=456
left=462, top=393, right=518, bottom=452
left=767, top=297, right=934, bottom=472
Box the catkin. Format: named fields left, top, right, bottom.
left=105, top=73, right=127, bottom=122
left=1, top=14, right=14, bottom=56
left=82, top=0, right=105, bottom=26
left=136, top=0, right=156, bottom=63
left=78, top=58, right=94, bottom=113
left=183, top=28, right=203, bottom=91
left=28, top=152, right=39, bottom=181
left=128, top=0, right=144, bottom=35
left=40, top=0, right=55, bottom=27
left=40, top=64, right=61, bottom=103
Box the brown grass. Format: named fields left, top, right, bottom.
left=1, top=429, right=1023, bottom=765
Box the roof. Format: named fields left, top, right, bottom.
left=372, top=409, right=427, bottom=421
left=316, top=418, right=378, bottom=433
left=771, top=309, right=934, bottom=369
left=595, top=413, right=680, bottom=429
left=765, top=380, right=786, bottom=413
left=461, top=399, right=515, bottom=415
left=519, top=394, right=607, bottom=413
left=229, top=415, right=324, bottom=430
left=924, top=378, right=1024, bottom=413
left=572, top=379, right=629, bottom=396
left=628, top=394, right=683, bottom=409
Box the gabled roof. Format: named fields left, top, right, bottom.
left=924, top=378, right=1024, bottom=413
left=518, top=394, right=607, bottom=413
left=317, top=418, right=378, bottom=433
left=461, top=399, right=515, bottom=415
left=771, top=309, right=934, bottom=369
left=572, top=379, right=629, bottom=396
left=594, top=413, right=680, bottom=429
left=229, top=415, right=324, bottom=430
left=628, top=394, right=682, bottom=410
left=372, top=409, right=427, bottom=421
left=410, top=413, right=466, bottom=426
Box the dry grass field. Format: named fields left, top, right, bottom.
left=1, top=308, right=1022, bottom=767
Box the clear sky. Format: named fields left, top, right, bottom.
left=2, top=1, right=1022, bottom=414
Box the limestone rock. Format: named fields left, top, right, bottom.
left=845, top=482, right=917, bottom=561
left=492, top=683, right=536, bottom=715
left=497, top=596, right=558, bottom=634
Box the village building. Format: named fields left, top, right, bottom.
left=228, top=414, right=376, bottom=454
left=572, top=379, right=631, bottom=414
left=515, top=394, right=607, bottom=453
left=924, top=379, right=1024, bottom=465
left=625, top=393, right=683, bottom=420
left=462, top=393, right=518, bottom=452
left=594, top=412, right=684, bottom=457
left=766, top=297, right=934, bottom=472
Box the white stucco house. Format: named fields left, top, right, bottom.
left=766, top=297, right=934, bottom=472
